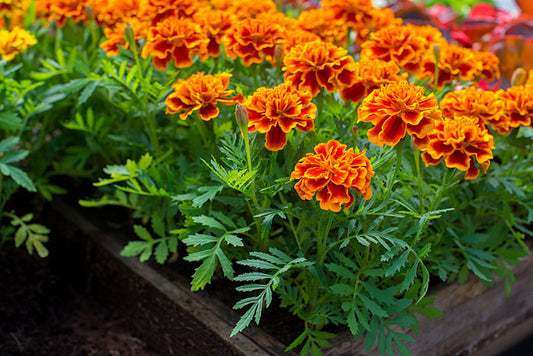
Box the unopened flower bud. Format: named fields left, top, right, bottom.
left=511, top=67, right=527, bottom=87
left=85, top=5, right=95, bottom=22
left=275, top=44, right=283, bottom=67
left=351, top=124, right=359, bottom=137
left=235, top=103, right=249, bottom=129
left=125, top=22, right=135, bottom=45
left=433, top=44, right=440, bottom=63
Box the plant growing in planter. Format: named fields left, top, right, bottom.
left=3, top=0, right=533, bottom=355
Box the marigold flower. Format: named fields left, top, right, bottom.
left=357, top=81, right=441, bottom=147
left=193, top=9, right=236, bottom=58
left=421, top=44, right=483, bottom=88
left=320, top=0, right=374, bottom=31
left=90, top=0, right=143, bottom=27
left=280, top=29, right=321, bottom=55
left=243, top=83, right=316, bottom=151
left=360, top=25, right=427, bottom=74
left=295, top=8, right=348, bottom=46
left=165, top=72, right=244, bottom=121
left=144, top=0, right=209, bottom=23
left=496, top=85, right=533, bottom=133
left=211, top=0, right=277, bottom=19
left=0, top=0, right=26, bottom=18
left=355, top=7, right=402, bottom=43
left=291, top=140, right=374, bottom=212
left=141, top=17, right=209, bottom=71
left=476, top=51, right=501, bottom=82
left=527, top=70, right=533, bottom=85
left=440, top=86, right=507, bottom=134
left=100, top=18, right=148, bottom=57
left=338, top=58, right=407, bottom=103
left=222, top=17, right=284, bottom=67
left=36, top=0, right=90, bottom=27
left=0, top=26, right=37, bottom=61
left=421, top=117, right=494, bottom=180
left=283, top=40, right=355, bottom=97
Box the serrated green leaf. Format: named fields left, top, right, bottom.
left=121, top=241, right=150, bottom=257
left=155, top=240, right=169, bottom=264
left=239, top=258, right=278, bottom=270
left=359, top=294, right=388, bottom=318
left=234, top=272, right=273, bottom=282
left=139, top=243, right=153, bottom=262
left=134, top=225, right=152, bottom=241
left=28, top=224, right=50, bottom=234
left=183, top=233, right=218, bottom=246
left=0, top=137, right=19, bottom=153
left=151, top=213, right=166, bottom=238
left=365, top=317, right=379, bottom=351
left=0, top=112, right=23, bottom=131
left=224, top=234, right=244, bottom=247
left=190, top=253, right=217, bottom=291
left=0, top=163, right=36, bottom=192
left=193, top=215, right=226, bottom=231
left=216, top=248, right=234, bottom=279
left=78, top=80, right=100, bottom=105
left=385, top=250, right=409, bottom=277
left=330, top=283, right=354, bottom=296
left=416, top=306, right=444, bottom=319
left=14, top=226, right=27, bottom=247
left=230, top=304, right=256, bottom=337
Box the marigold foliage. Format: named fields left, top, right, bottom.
left=358, top=81, right=441, bottom=147
left=291, top=140, right=374, bottom=212
left=421, top=117, right=495, bottom=180
left=165, top=72, right=244, bottom=121
left=244, top=83, right=316, bottom=151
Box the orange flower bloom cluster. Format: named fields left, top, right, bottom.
left=283, top=40, right=355, bottom=97
left=421, top=44, right=484, bottom=88
left=295, top=8, right=348, bottom=46
left=338, top=58, right=407, bottom=104
left=223, top=17, right=284, bottom=67
left=211, top=0, right=277, bottom=20
left=36, top=0, right=90, bottom=27
left=90, top=0, right=144, bottom=28
left=141, top=17, right=209, bottom=71
left=440, top=86, right=507, bottom=134
left=320, top=0, right=373, bottom=31
left=358, top=81, right=441, bottom=147
left=360, top=25, right=427, bottom=73
left=193, top=9, right=236, bottom=58
left=101, top=19, right=148, bottom=57
left=496, top=85, right=533, bottom=133
left=421, top=117, right=494, bottom=180
left=0, top=26, right=37, bottom=61
left=280, top=29, right=321, bottom=55
left=243, top=83, right=316, bottom=151
left=0, top=0, right=26, bottom=18
left=145, top=0, right=209, bottom=23
left=291, top=140, right=374, bottom=212
left=355, top=7, right=402, bottom=44
left=477, top=51, right=501, bottom=82
left=165, top=73, right=244, bottom=121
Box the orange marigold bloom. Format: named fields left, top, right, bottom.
left=193, top=9, right=236, bottom=58
left=527, top=70, right=533, bottom=85
left=421, top=44, right=483, bottom=88
left=141, top=17, right=209, bottom=71
left=283, top=40, right=355, bottom=97
left=496, top=85, right=533, bottom=133
left=211, top=0, right=277, bottom=20
left=0, top=0, right=26, bottom=17
left=360, top=25, right=427, bottom=74
left=356, top=7, right=402, bottom=43
left=358, top=81, right=441, bottom=147
left=280, top=29, right=321, bottom=55
left=476, top=51, right=501, bottom=82
left=100, top=18, right=148, bottom=57
left=244, top=83, right=316, bottom=151
left=165, top=72, right=244, bottom=121
left=440, top=86, right=507, bottom=134
left=320, top=0, right=373, bottom=31
left=222, top=17, right=284, bottom=67
left=421, top=117, right=494, bottom=180
left=36, top=0, right=90, bottom=27
left=295, top=8, right=348, bottom=46
left=0, top=26, right=36, bottom=61
left=144, top=0, right=209, bottom=23
left=338, top=58, right=408, bottom=103
left=291, top=140, right=374, bottom=212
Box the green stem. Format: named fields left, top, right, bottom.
left=413, top=148, right=425, bottom=213
left=385, top=138, right=405, bottom=200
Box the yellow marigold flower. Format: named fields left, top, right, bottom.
left=421, top=44, right=483, bottom=88
left=421, top=117, right=494, bottom=180
left=440, top=86, right=507, bottom=134
left=165, top=72, right=244, bottom=121
left=222, top=17, right=284, bottom=67
left=243, top=83, right=316, bottom=151
left=283, top=40, right=355, bottom=97
left=496, top=85, right=533, bottom=133
left=357, top=81, right=441, bottom=147
left=100, top=18, right=148, bottom=57
left=338, top=58, right=408, bottom=103
left=295, top=8, right=348, bottom=46
left=0, top=26, right=36, bottom=61
left=360, top=25, right=427, bottom=74
left=320, top=0, right=374, bottom=31
left=141, top=17, right=209, bottom=71
left=291, top=140, right=374, bottom=212
left=193, top=9, right=236, bottom=59
left=36, top=0, right=90, bottom=27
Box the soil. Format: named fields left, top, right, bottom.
left=0, top=242, right=160, bottom=356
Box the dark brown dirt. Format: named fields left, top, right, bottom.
left=0, top=242, right=160, bottom=356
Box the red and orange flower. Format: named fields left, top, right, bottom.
left=421, top=116, right=495, bottom=180
left=291, top=140, right=374, bottom=212
left=496, top=85, right=533, bottom=133
left=100, top=18, right=148, bottom=57
left=165, top=73, right=244, bottom=121
left=223, top=17, right=284, bottom=67
left=320, top=0, right=374, bottom=32
left=440, top=86, right=507, bottom=134
left=193, top=9, right=236, bottom=58
left=141, top=17, right=209, bottom=71
left=338, top=58, right=407, bottom=104
left=295, top=8, right=348, bottom=46
left=243, top=83, right=316, bottom=151
left=36, top=0, right=91, bottom=27
left=283, top=40, right=355, bottom=97
left=357, top=81, right=441, bottom=147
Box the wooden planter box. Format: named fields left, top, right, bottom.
left=50, top=200, right=533, bottom=356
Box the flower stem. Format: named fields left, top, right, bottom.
left=385, top=138, right=405, bottom=200
left=413, top=148, right=425, bottom=213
